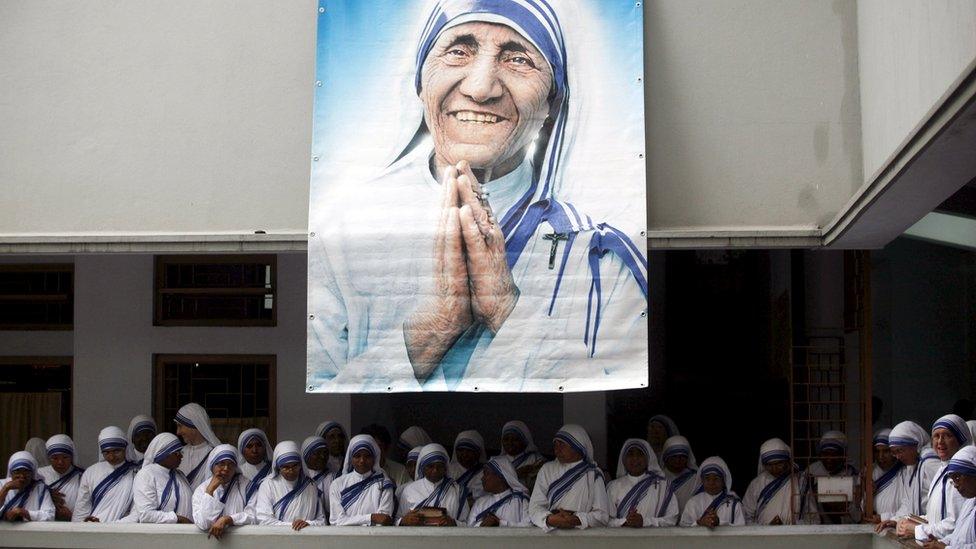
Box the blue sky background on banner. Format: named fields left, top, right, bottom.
left=309, top=0, right=646, bottom=232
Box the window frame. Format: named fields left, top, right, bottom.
left=153, top=254, right=277, bottom=327
left=0, top=264, right=74, bottom=331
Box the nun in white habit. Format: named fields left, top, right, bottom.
left=501, top=421, right=545, bottom=470
left=397, top=443, right=466, bottom=526
left=910, top=414, right=974, bottom=543
left=328, top=434, right=396, bottom=526
left=802, top=430, right=861, bottom=523
left=237, top=428, right=273, bottom=504
left=679, top=456, right=745, bottom=527
left=132, top=432, right=193, bottom=523
left=126, top=415, right=157, bottom=465
left=742, top=438, right=817, bottom=525
left=24, top=438, right=49, bottom=468
left=192, top=444, right=254, bottom=538
left=606, top=438, right=678, bottom=528
left=302, top=435, right=336, bottom=518
left=254, top=441, right=325, bottom=529
left=872, top=428, right=906, bottom=521
left=397, top=426, right=433, bottom=460
left=528, top=424, right=610, bottom=531
left=647, top=415, right=679, bottom=466
left=38, top=434, right=84, bottom=520
left=1, top=451, right=55, bottom=522
left=927, top=445, right=976, bottom=548
left=397, top=446, right=424, bottom=500
left=72, top=427, right=138, bottom=522
left=315, top=420, right=348, bottom=474
left=174, top=403, right=222, bottom=490
left=660, top=435, right=700, bottom=514
left=878, top=420, right=940, bottom=533
left=450, top=430, right=488, bottom=503
left=468, top=456, right=531, bottom=527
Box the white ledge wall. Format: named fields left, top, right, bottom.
left=0, top=523, right=901, bottom=549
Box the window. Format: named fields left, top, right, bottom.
left=0, top=264, right=73, bottom=330
left=153, top=354, right=276, bottom=443
left=0, top=357, right=72, bottom=467
left=154, top=255, right=276, bottom=326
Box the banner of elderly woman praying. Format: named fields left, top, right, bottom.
left=4, top=405, right=976, bottom=546
left=305, top=0, right=649, bottom=393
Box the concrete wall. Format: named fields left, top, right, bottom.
left=0, top=0, right=862, bottom=242
left=857, top=0, right=976, bottom=181
left=0, top=253, right=349, bottom=465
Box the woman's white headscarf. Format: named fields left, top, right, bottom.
left=7, top=451, right=41, bottom=480
left=698, top=456, right=734, bottom=495
left=25, top=437, right=49, bottom=468
left=889, top=420, right=931, bottom=452
left=199, top=444, right=241, bottom=484
left=315, top=420, right=346, bottom=440
left=174, top=403, right=221, bottom=447
left=661, top=436, right=698, bottom=469
left=756, top=438, right=792, bottom=476
left=947, top=446, right=976, bottom=476
left=414, top=443, right=450, bottom=480
left=817, top=430, right=848, bottom=454
left=968, top=421, right=976, bottom=445
left=126, top=415, right=157, bottom=463
left=97, top=426, right=129, bottom=463
left=451, top=430, right=487, bottom=467
left=301, top=436, right=329, bottom=476
left=501, top=421, right=539, bottom=455
left=615, top=438, right=664, bottom=479
left=649, top=416, right=680, bottom=439
left=873, top=428, right=892, bottom=447
left=237, top=428, right=272, bottom=464
left=397, top=426, right=432, bottom=453
left=272, top=441, right=303, bottom=478
left=932, top=414, right=974, bottom=448
left=484, top=455, right=529, bottom=495
left=45, top=434, right=77, bottom=462
left=553, top=424, right=596, bottom=464
left=266, top=441, right=320, bottom=522
left=342, top=434, right=385, bottom=476
left=142, top=433, right=184, bottom=470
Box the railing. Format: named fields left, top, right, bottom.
left=0, top=523, right=902, bottom=549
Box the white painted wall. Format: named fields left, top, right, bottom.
left=857, top=0, right=976, bottom=181
left=0, top=0, right=863, bottom=241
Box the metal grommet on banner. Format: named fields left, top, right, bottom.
left=309, top=232, right=316, bottom=238
left=640, top=310, right=647, bottom=318
left=638, top=153, right=644, bottom=159
left=635, top=1, right=642, bottom=6
left=637, top=77, right=642, bottom=83
left=308, top=314, right=315, bottom=320
left=386, top=387, right=392, bottom=392
left=316, top=81, right=323, bottom=87
left=318, top=6, right=325, bottom=14
left=558, top=386, right=564, bottom=391
left=307, top=385, right=314, bottom=391
left=313, top=156, right=320, bottom=162
left=474, top=387, right=479, bottom=391
left=640, top=230, right=646, bottom=237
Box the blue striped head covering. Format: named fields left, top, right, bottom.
left=946, top=446, right=976, bottom=477
left=553, top=424, right=593, bottom=463
left=649, top=415, right=679, bottom=439
left=501, top=421, right=538, bottom=454
left=132, top=420, right=156, bottom=435
left=45, top=434, right=75, bottom=458
left=698, top=456, right=733, bottom=491
left=301, top=436, right=328, bottom=463
left=237, top=428, right=272, bottom=462
left=817, top=431, right=848, bottom=454
left=141, top=432, right=183, bottom=469
left=415, top=443, right=450, bottom=480
left=932, top=414, right=973, bottom=448
left=153, top=437, right=184, bottom=465
left=7, top=451, right=37, bottom=475
left=98, top=426, right=129, bottom=453
left=272, top=441, right=302, bottom=475
left=343, top=434, right=383, bottom=475
left=452, top=430, right=487, bottom=465
left=615, top=438, right=664, bottom=479
left=397, top=426, right=432, bottom=453
left=407, top=446, right=423, bottom=464
left=484, top=455, right=528, bottom=494
left=661, top=436, right=697, bottom=469
left=889, top=421, right=929, bottom=450
left=757, top=438, right=791, bottom=476
left=873, top=428, right=891, bottom=447
left=315, top=420, right=346, bottom=440
left=208, top=444, right=239, bottom=470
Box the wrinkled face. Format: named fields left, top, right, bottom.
left=664, top=454, right=688, bottom=474
left=352, top=448, right=375, bottom=475
left=406, top=459, right=418, bottom=480
left=702, top=472, right=725, bottom=496
left=820, top=448, right=845, bottom=475
left=950, top=473, right=976, bottom=499
left=133, top=430, right=155, bottom=453
left=176, top=423, right=203, bottom=446
left=553, top=439, right=582, bottom=464
left=624, top=447, right=649, bottom=477
left=763, top=459, right=790, bottom=478
left=243, top=439, right=266, bottom=465
left=481, top=467, right=508, bottom=494
left=874, top=444, right=897, bottom=470
left=647, top=422, right=668, bottom=448
left=501, top=432, right=526, bottom=457
left=456, top=447, right=480, bottom=469
left=279, top=462, right=301, bottom=482
left=423, top=461, right=447, bottom=483
left=212, top=460, right=235, bottom=483
left=305, top=447, right=328, bottom=472
left=324, top=428, right=346, bottom=457
left=49, top=453, right=73, bottom=475
left=932, top=429, right=961, bottom=462
left=158, top=450, right=182, bottom=470
left=10, top=469, right=32, bottom=488
left=102, top=448, right=125, bottom=466
left=420, top=21, right=553, bottom=175
left=891, top=445, right=919, bottom=466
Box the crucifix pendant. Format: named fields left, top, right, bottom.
left=543, top=233, right=569, bottom=269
